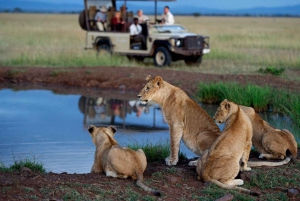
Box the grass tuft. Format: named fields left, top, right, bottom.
left=197, top=82, right=300, bottom=126
left=0, top=157, right=45, bottom=173
left=258, top=67, right=285, bottom=76
left=128, top=140, right=187, bottom=163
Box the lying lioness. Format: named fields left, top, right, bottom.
left=197, top=100, right=258, bottom=196
left=138, top=75, right=221, bottom=166
left=88, top=125, right=160, bottom=196
left=240, top=105, right=298, bottom=167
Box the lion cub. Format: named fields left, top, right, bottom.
left=197, top=100, right=258, bottom=195
left=138, top=75, right=221, bottom=166
left=88, top=125, right=160, bottom=196
left=240, top=105, right=298, bottom=166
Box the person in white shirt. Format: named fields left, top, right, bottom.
left=161, top=6, right=175, bottom=25
left=94, top=6, right=107, bottom=31
left=129, top=17, right=146, bottom=49
left=137, top=10, right=149, bottom=24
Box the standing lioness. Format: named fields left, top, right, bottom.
left=88, top=125, right=160, bottom=196
left=240, top=105, right=298, bottom=166
left=197, top=100, right=258, bottom=196
left=138, top=75, right=221, bottom=166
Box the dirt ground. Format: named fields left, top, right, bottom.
left=0, top=66, right=300, bottom=201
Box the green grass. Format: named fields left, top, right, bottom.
left=258, top=67, right=285, bottom=76
left=128, top=140, right=187, bottom=163
left=0, top=157, right=45, bottom=173
left=197, top=82, right=300, bottom=126
left=197, top=82, right=272, bottom=111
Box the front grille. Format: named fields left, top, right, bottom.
left=184, top=36, right=203, bottom=50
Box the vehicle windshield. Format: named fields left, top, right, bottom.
left=152, top=25, right=187, bottom=33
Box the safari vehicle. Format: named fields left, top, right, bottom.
left=79, top=0, right=210, bottom=67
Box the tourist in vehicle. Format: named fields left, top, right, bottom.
left=130, top=17, right=146, bottom=49
left=161, top=6, right=174, bottom=25
left=137, top=9, right=149, bottom=24
left=111, top=11, right=124, bottom=31
left=94, top=5, right=107, bottom=31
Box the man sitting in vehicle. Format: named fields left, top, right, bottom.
left=94, top=5, right=107, bottom=31
left=129, top=17, right=146, bottom=49
left=161, top=6, right=174, bottom=25
left=137, top=10, right=149, bottom=24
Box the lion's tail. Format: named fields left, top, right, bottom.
left=210, top=179, right=259, bottom=196
left=248, top=157, right=291, bottom=167
left=136, top=180, right=161, bottom=196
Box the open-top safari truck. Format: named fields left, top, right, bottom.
left=79, top=0, right=210, bottom=67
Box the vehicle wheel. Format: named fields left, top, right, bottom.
left=184, top=56, right=202, bottom=66
left=97, top=44, right=111, bottom=56
left=153, top=47, right=172, bottom=67
left=78, top=10, right=87, bottom=30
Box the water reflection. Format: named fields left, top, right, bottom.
left=78, top=96, right=168, bottom=130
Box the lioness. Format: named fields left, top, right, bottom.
left=88, top=125, right=160, bottom=196
left=138, top=75, right=221, bottom=166
left=240, top=105, right=298, bottom=167
left=196, top=100, right=258, bottom=195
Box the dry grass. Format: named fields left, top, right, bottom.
left=0, top=13, right=299, bottom=74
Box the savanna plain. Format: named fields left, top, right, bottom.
left=0, top=13, right=300, bottom=200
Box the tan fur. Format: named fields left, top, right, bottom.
left=240, top=105, right=298, bottom=166
left=197, top=100, right=258, bottom=196
left=138, top=75, right=221, bottom=166
left=88, top=125, right=160, bottom=196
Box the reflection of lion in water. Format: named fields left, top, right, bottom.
left=240, top=106, right=298, bottom=167
left=88, top=125, right=160, bottom=196
left=138, top=75, right=221, bottom=166
left=197, top=100, right=258, bottom=196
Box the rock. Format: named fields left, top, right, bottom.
left=204, top=181, right=211, bottom=187
left=215, top=193, right=234, bottom=201
left=239, top=171, right=256, bottom=182
left=20, top=167, right=32, bottom=173
left=287, top=188, right=299, bottom=198
left=166, top=175, right=181, bottom=184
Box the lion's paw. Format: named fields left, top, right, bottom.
left=165, top=157, right=178, bottom=166
left=240, top=166, right=252, bottom=172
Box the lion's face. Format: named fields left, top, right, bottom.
left=213, top=99, right=231, bottom=124
left=137, top=75, right=163, bottom=104
left=88, top=125, right=117, bottom=146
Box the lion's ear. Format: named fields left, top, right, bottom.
left=145, top=75, right=152, bottom=81
left=225, top=102, right=230, bottom=110
left=108, top=125, right=117, bottom=134
left=153, top=76, right=163, bottom=88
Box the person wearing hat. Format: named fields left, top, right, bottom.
left=94, top=5, right=107, bottom=31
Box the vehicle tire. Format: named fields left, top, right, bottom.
left=153, top=47, right=172, bottom=67
left=184, top=56, right=202, bottom=66
left=97, top=44, right=111, bottom=56
left=78, top=10, right=87, bottom=31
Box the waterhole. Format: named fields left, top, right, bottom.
left=0, top=88, right=298, bottom=173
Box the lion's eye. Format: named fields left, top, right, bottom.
left=145, top=87, right=150, bottom=91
